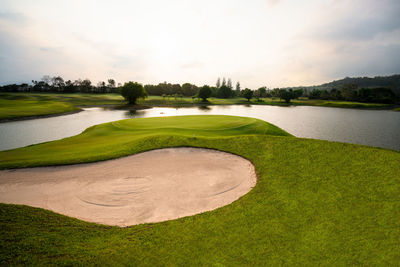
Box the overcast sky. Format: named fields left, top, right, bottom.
left=0, top=0, right=399, bottom=88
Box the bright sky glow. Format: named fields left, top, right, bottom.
left=0, top=0, right=399, bottom=88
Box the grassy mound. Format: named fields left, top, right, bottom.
left=0, top=115, right=290, bottom=168
left=0, top=115, right=399, bottom=265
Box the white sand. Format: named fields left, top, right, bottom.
left=0, top=148, right=256, bottom=226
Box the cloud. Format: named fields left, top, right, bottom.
left=0, top=0, right=399, bottom=87
left=0, top=12, right=30, bottom=26
left=309, top=0, right=400, bottom=42
left=265, top=0, right=280, bottom=7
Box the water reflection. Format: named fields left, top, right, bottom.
left=0, top=105, right=399, bottom=151
left=197, top=105, right=211, bottom=111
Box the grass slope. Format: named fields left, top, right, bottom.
left=0, top=115, right=399, bottom=266
left=0, top=93, right=124, bottom=120
left=0, top=96, right=78, bottom=120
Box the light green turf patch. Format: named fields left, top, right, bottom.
left=0, top=93, right=125, bottom=120
left=0, top=115, right=399, bottom=266
left=0, top=98, right=78, bottom=120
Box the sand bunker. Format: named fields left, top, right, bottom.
left=0, top=148, right=256, bottom=226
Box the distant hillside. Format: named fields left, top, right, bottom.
left=297, top=74, right=400, bottom=94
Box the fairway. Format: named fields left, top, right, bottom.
left=0, top=115, right=399, bottom=265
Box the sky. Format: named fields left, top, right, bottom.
left=0, top=0, right=399, bottom=88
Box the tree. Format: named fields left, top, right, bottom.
left=293, top=89, right=303, bottom=99
left=107, top=79, right=116, bottom=92
left=107, top=79, right=115, bottom=87
left=172, top=84, right=182, bottom=94
left=227, top=78, right=232, bottom=89
left=64, top=80, right=76, bottom=93
left=96, top=81, right=107, bottom=93
left=217, top=85, right=232, bottom=98
left=120, top=81, right=148, bottom=104
left=258, top=87, right=267, bottom=97
left=235, top=82, right=241, bottom=96
left=41, top=75, right=52, bottom=85
left=198, top=85, right=212, bottom=101
left=216, top=78, right=221, bottom=88
left=222, top=77, right=226, bottom=87
left=242, top=88, right=253, bottom=102
left=309, top=89, right=322, bottom=99
left=80, top=79, right=92, bottom=93
left=342, top=83, right=358, bottom=101
left=279, top=89, right=295, bottom=103
left=51, top=76, right=65, bottom=92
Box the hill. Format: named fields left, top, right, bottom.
left=299, top=74, right=400, bottom=94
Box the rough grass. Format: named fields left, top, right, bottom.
left=0, top=115, right=399, bottom=266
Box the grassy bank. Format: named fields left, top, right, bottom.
left=1, top=115, right=399, bottom=265
left=0, top=93, right=124, bottom=121
left=0, top=92, right=395, bottom=121
left=0, top=95, right=79, bottom=121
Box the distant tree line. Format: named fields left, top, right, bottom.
left=309, top=75, right=400, bottom=94
left=306, top=84, right=398, bottom=104
left=1, top=75, right=398, bottom=104
left=0, top=75, right=121, bottom=94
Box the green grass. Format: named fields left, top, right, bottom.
left=0, top=96, right=79, bottom=120
left=0, top=93, right=124, bottom=120
left=1, top=115, right=399, bottom=266
left=0, top=93, right=394, bottom=121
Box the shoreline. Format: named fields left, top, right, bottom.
left=0, top=101, right=398, bottom=124
left=0, top=109, right=83, bottom=123
left=0, top=104, right=153, bottom=123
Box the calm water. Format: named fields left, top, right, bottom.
left=0, top=105, right=399, bottom=151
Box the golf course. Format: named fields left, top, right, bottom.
left=0, top=115, right=399, bottom=265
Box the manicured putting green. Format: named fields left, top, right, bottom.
left=0, top=115, right=399, bottom=266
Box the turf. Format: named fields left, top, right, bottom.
left=0, top=96, right=79, bottom=120
left=0, top=115, right=399, bottom=266
left=0, top=93, right=124, bottom=120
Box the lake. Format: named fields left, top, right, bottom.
left=0, top=105, right=399, bottom=151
